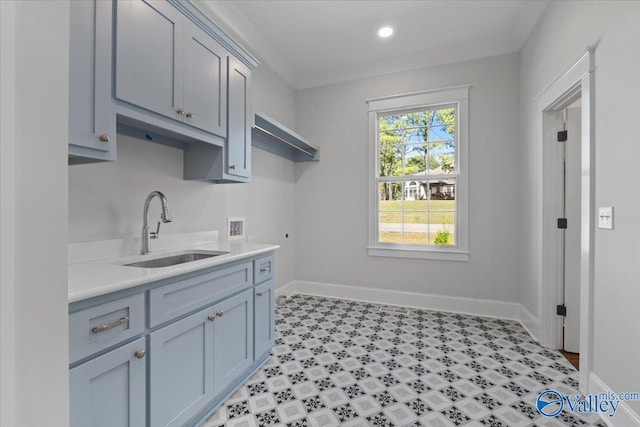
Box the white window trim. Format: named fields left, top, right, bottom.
left=367, top=85, right=470, bottom=261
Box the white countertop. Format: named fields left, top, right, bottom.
left=68, top=232, right=278, bottom=303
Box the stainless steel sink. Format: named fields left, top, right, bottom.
left=123, top=251, right=229, bottom=268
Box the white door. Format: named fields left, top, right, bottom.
left=563, top=104, right=582, bottom=353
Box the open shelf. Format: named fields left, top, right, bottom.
left=252, top=113, right=319, bottom=162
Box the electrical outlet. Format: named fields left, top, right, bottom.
left=598, top=207, right=613, bottom=229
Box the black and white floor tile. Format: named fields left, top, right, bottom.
left=203, top=294, right=605, bottom=427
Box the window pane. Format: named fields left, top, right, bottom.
left=403, top=144, right=428, bottom=176
left=378, top=182, right=403, bottom=208
left=429, top=141, right=455, bottom=174
left=404, top=198, right=428, bottom=211
left=402, top=213, right=428, bottom=244
left=429, top=224, right=455, bottom=246
left=379, top=143, right=403, bottom=177
left=427, top=179, right=455, bottom=201
left=379, top=213, right=401, bottom=243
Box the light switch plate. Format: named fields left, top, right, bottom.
left=598, top=207, right=613, bottom=229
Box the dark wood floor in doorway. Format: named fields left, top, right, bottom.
left=560, top=350, right=579, bottom=370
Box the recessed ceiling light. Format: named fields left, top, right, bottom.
left=378, top=26, right=393, bottom=38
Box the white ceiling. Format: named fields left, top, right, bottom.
left=198, top=0, right=549, bottom=89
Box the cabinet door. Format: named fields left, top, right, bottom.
left=226, top=56, right=252, bottom=178
left=68, top=0, right=116, bottom=162
left=70, top=338, right=146, bottom=427
left=183, top=21, right=227, bottom=137
left=213, top=289, right=254, bottom=393
left=150, top=307, right=214, bottom=427
left=115, top=0, right=184, bottom=121
left=254, top=280, right=276, bottom=358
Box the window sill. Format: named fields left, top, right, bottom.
left=367, top=246, right=470, bottom=262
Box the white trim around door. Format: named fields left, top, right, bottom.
left=536, top=48, right=595, bottom=395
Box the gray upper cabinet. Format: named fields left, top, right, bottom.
left=115, top=0, right=227, bottom=138
left=69, top=0, right=258, bottom=180
left=68, top=0, right=116, bottom=164
left=183, top=21, right=227, bottom=136
left=115, top=0, right=185, bottom=123
left=226, top=56, right=252, bottom=178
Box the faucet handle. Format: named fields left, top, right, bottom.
left=150, top=221, right=161, bottom=239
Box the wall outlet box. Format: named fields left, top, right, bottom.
left=227, top=217, right=246, bottom=240
left=598, top=207, right=613, bottom=229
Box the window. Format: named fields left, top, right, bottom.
left=367, top=86, right=469, bottom=261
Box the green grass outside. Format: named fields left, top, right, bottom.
left=380, top=200, right=455, bottom=211
left=379, top=200, right=455, bottom=224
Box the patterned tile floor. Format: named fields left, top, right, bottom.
left=203, top=294, right=605, bottom=427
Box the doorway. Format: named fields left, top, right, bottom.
left=537, top=49, right=594, bottom=394
left=553, top=101, right=582, bottom=369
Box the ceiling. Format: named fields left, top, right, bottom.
left=198, top=0, right=550, bottom=89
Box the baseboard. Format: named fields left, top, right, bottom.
left=276, top=280, right=297, bottom=298
left=589, top=372, right=640, bottom=427
left=519, top=305, right=541, bottom=343
left=283, top=279, right=528, bottom=321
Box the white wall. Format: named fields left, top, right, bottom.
left=294, top=53, right=522, bottom=303
left=519, top=0, right=640, bottom=416
left=69, top=64, right=298, bottom=288
left=0, top=2, right=71, bottom=426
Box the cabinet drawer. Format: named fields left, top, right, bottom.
left=254, top=255, right=274, bottom=285
left=149, top=262, right=252, bottom=328
left=69, top=294, right=145, bottom=364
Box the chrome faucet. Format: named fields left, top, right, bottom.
left=140, top=191, right=172, bottom=255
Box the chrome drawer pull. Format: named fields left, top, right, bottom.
left=134, top=349, right=146, bottom=359
left=91, top=316, right=128, bottom=334
left=260, top=264, right=271, bottom=273
left=207, top=314, right=216, bottom=322
left=216, top=311, right=224, bottom=317
left=256, top=291, right=264, bottom=297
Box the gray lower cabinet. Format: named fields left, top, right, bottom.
left=68, top=0, right=116, bottom=164
left=150, top=307, right=214, bottom=427
left=254, top=280, right=276, bottom=358
left=69, top=253, right=275, bottom=426
left=70, top=338, right=147, bottom=427
left=213, top=289, right=254, bottom=393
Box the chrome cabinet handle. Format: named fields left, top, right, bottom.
left=207, top=314, right=216, bottom=321
left=229, top=165, right=236, bottom=170
left=216, top=311, right=224, bottom=317
left=134, top=349, right=145, bottom=359
left=186, top=112, right=194, bottom=119
left=260, top=264, right=271, bottom=273
left=99, top=134, right=111, bottom=142
left=256, top=291, right=264, bottom=297
left=91, top=316, right=128, bottom=334
left=176, top=108, right=184, bottom=115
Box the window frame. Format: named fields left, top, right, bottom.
left=367, top=85, right=470, bottom=261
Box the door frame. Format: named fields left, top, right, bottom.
left=536, top=49, right=595, bottom=394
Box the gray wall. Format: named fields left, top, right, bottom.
left=69, top=63, right=298, bottom=288
left=1, top=2, right=70, bottom=425
left=294, top=53, right=522, bottom=302
left=519, top=0, right=640, bottom=415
